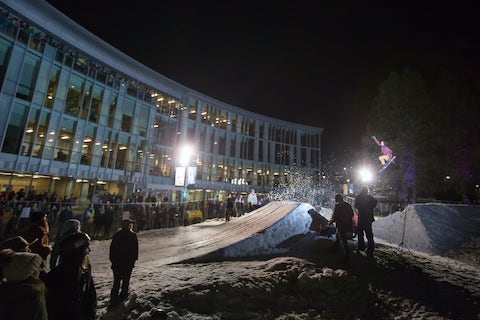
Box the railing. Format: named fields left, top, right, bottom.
left=0, top=199, right=247, bottom=242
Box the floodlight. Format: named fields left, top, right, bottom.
left=178, top=145, right=194, bottom=166
left=358, top=167, right=373, bottom=183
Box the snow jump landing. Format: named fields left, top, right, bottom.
left=125, top=201, right=315, bottom=266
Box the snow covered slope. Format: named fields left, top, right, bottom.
left=373, top=203, right=480, bottom=255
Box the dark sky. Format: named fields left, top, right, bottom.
left=44, top=0, right=479, bottom=156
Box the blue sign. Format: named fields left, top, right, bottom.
left=182, top=188, right=188, bottom=199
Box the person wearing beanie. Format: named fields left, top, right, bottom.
left=49, top=219, right=82, bottom=267
left=0, top=250, right=48, bottom=319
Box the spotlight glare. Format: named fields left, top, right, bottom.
left=358, top=167, right=373, bottom=183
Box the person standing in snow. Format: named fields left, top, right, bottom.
left=329, top=194, right=354, bottom=262
left=372, top=135, right=393, bottom=165
left=225, top=193, right=235, bottom=222
left=235, top=194, right=244, bottom=216
left=45, top=232, right=96, bottom=320
left=247, top=189, right=258, bottom=212
left=49, top=219, right=82, bottom=268
left=354, top=186, right=378, bottom=257
left=82, top=203, right=95, bottom=234
left=109, top=218, right=138, bottom=306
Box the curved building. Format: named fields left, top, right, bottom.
left=0, top=0, right=323, bottom=203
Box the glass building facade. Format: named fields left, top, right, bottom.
left=0, top=0, right=323, bottom=204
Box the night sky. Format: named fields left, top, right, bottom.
left=44, top=0, right=478, bottom=156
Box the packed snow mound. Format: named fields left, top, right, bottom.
left=126, top=201, right=316, bottom=265
left=218, top=202, right=314, bottom=258
left=373, top=204, right=480, bottom=255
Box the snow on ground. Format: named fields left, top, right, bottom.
left=87, top=202, right=480, bottom=320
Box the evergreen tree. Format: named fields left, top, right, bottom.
left=368, top=68, right=480, bottom=202
left=430, top=70, right=480, bottom=201
left=367, top=69, right=434, bottom=202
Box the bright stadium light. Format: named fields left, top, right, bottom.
left=358, top=167, right=373, bottom=183
left=178, top=145, right=194, bottom=166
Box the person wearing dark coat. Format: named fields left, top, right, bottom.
left=45, top=232, right=97, bottom=320
left=49, top=219, right=82, bottom=268
left=103, top=202, right=115, bottom=238
left=354, top=185, right=378, bottom=256
left=109, top=218, right=138, bottom=306
left=225, top=193, right=235, bottom=222
left=329, top=194, right=354, bottom=262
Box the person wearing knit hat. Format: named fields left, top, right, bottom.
left=50, top=219, right=82, bottom=267
left=1, top=251, right=43, bottom=283
left=0, top=250, right=48, bottom=319
left=0, top=235, right=37, bottom=252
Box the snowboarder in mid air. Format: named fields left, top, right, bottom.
left=372, top=136, right=395, bottom=170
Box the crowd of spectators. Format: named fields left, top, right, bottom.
left=0, top=186, right=270, bottom=244
left=0, top=185, right=269, bottom=318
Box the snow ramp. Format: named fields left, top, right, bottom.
left=373, top=203, right=480, bottom=255
left=132, top=201, right=314, bottom=266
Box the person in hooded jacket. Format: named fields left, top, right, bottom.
left=109, top=218, right=138, bottom=306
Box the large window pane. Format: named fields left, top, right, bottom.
left=65, top=74, right=84, bottom=117
left=89, top=85, right=103, bottom=123
left=22, top=108, right=40, bottom=156
left=16, top=53, right=40, bottom=101
left=2, top=103, right=27, bottom=154
left=107, top=93, right=117, bottom=128
left=81, top=125, right=96, bottom=165
left=55, top=117, right=76, bottom=161
left=121, top=98, right=134, bottom=132
left=32, top=112, right=50, bottom=158
left=44, top=65, right=60, bottom=108
left=0, top=38, right=12, bottom=88
left=80, top=80, right=92, bottom=120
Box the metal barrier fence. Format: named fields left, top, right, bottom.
left=0, top=199, right=240, bottom=242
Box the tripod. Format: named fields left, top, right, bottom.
left=397, top=203, right=412, bottom=254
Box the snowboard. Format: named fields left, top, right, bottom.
left=379, top=155, right=396, bottom=173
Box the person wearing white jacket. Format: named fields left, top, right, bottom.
left=247, top=189, right=258, bottom=212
